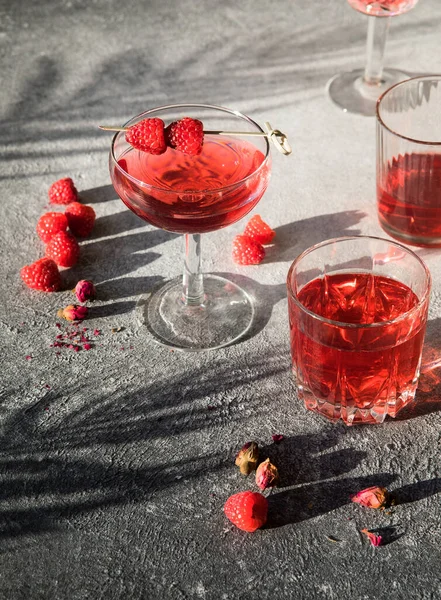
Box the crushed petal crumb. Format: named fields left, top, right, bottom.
left=361, top=528, right=382, bottom=547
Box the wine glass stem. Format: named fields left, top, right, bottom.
left=182, top=233, right=204, bottom=306
left=364, top=16, right=390, bottom=85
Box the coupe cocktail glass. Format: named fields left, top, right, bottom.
left=377, top=75, right=441, bottom=246
left=328, top=0, right=419, bottom=116
left=110, top=104, right=271, bottom=350
left=287, top=236, right=430, bottom=425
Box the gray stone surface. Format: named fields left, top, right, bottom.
left=1, top=0, right=441, bottom=598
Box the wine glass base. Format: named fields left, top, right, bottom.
left=327, top=68, right=410, bottom=116
left=136, top=275, right=255, bottom=351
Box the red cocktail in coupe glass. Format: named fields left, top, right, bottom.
left=287, top=236, right=430, bottom=425
left=328, top=0, right=419, bottom=116
left=110, top=104, right=271, bottom=350
left=377, top=75, right=441, bottom=246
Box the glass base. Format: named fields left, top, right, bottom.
left=298, top=381, right=419, bottom=426
left=136, top=275, right=255, bottom=351
left=327, top=68, right=410, bottom=116
left=379, top=218, right=441, bottom=248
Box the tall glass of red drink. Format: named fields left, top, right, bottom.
left=377, top=75, right=441, bottom=247
left=110, top=104, right=271, bottom=350
left=287, top=236, right=431, bottom=425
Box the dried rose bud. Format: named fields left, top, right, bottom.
left=361, top=528, right=382, bottom=547
left=75, top=280, right=96, bottom=303
left=57, top=304, right=88, bottom=322
left=255, top=457, right=279, bottom=490
left=235, top=442, right=259, bottom=475
left=351, top=486, right=389, bottom=510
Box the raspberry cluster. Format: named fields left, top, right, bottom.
left=20, top=178, right=96, bottom=292
left=232, top=215, right=275, bottom=266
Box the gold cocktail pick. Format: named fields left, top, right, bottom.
left=98, top=121, right=292, bottom=155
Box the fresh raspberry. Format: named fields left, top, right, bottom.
left=165, top=117, right=204, bottom=156
left=36, top=212, right=69, bottom=243
left=45, top=231, right=80, bottom=268
left=65, top=202, right=96, bottom=237
left=223, top=491, right=268, bottom=532
left=232, top=235, right=265, bottom=265
left=20, top=258, right=61, bottom=292
left=125, top=118, right=166, bottom=155
left=48, top=178, right=79, bottom=205
left=243, top=215, right=275, bottom=245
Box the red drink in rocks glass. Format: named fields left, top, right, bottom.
left=110, top=104, right=271, bottom=351
left=377, top=76, right=441, bottom=247
left=287, top=236, right=430, bottom=425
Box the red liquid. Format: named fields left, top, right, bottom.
left=288, top=272, right=428, bottom=425
left=378, top=153, right=441, bottom=246
left=347, top=0, right=418, bottom=16
left=111, top=137, right=270, bottom=234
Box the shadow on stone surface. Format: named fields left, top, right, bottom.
left=213, top=272, right=286, bottom=344
left=80, top=184, right=117, bottom=205
left=259, top=429, right=367, bottom=487
left=266, top=473, right=395, bottom=529
left=394, top=317, right=441, bottom=420
left=265, top=210, right=366, bottom=264
left=95, top=276, right=164, bottom=301
left=87, top=300, right=136, bottom=318
left=392, top=478, right=441, bottom=505
left=0, top=349, right=290, bottom=540
left=0, top=452, right=228, bottom=540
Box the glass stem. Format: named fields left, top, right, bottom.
left=182, top=233, right=204, bottom=306
left=363, top=16, right=390, bottom=86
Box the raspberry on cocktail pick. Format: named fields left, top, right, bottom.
left=165, top=117, right=204, bottom=156
left=124, top=117, right=167, bottom=155
left=99, top=119, right=292, bottom=155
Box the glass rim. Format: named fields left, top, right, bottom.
left=286, top=235, right=431, bottom=330
left=110, top=102, right=271, bottom=194
left=376, top=74, right=441, bottom=146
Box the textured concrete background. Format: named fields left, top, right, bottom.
left=1, top=0, right=441, bottom=598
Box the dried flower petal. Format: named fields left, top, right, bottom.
left=25, top=355, right=32, bottom=360
left=83, top=343, right=92, bottom=350
left=75, top=280, right=96, bottom=303
left=235, top=441, right=259, bottom=475
left=351, top=486, right=389, bottom=510
left=361, top=528, right=382, bottom=547
left=57, top=305, right=88, bottom=322
left=255, top=457, right=279, bottom=490
left=272, top=434, right=284, bottom=444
